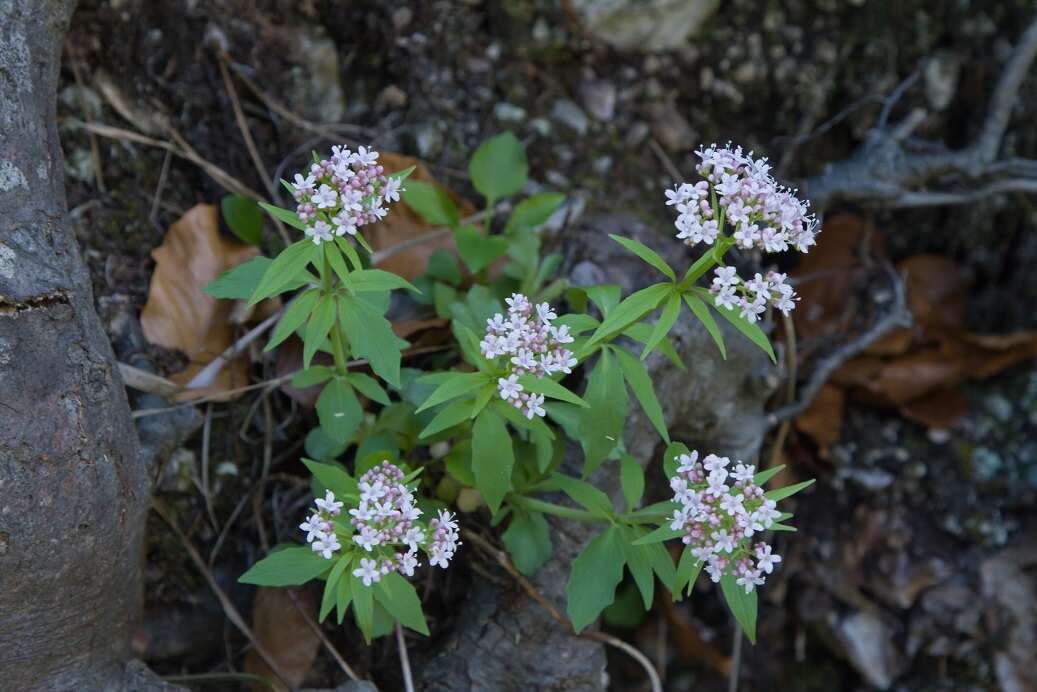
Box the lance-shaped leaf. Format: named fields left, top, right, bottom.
left=417, top=372, right=492, bottom=413
left=517, top=374, right=588, bottom=407
left=339, top=294, right=403, bottom=388
left=584, top=283, right=671, bottom=350
left=566, top=526, right=625, bottom=633
left=316, top=378, right=363, bottom=444
left=609, top=234, right=675, bottom=281
left=720, top=575, right=758, bottom=644
left=248, top=240, right=319, bottom=306
left=684, top=290, right=726, bottom=359
left=240, top=546, right=330, bottom=586
left=613, top=347, right=669, bottom=443
left=472, top=408, right=515, bottom=513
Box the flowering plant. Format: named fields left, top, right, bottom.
left=215, top=136, right=813, bottom=645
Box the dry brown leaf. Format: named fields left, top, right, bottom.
left=244, top=586, right=321, bottom=692
left=794, top=384, right=844, bottom=456
left=793, top=214, right=883, bottom=347
left=366, top=152, right=476, bottom=280
left=141, top=204, right=258, bottom=400
left=898, top=254, right=969, bottom=331
left=899, top=387, right=968, bottom=428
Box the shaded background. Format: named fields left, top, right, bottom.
left=57, top=1, right=1037, bottom=690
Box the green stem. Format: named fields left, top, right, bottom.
left=510, top=495, right=609, bottom=524
left=322, top=252, right=350, bottom=376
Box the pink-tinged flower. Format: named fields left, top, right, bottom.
left=315, top=490, right=343, bottom=515
left=497, top=374, right=524, bottom=400
left=293, top=173, right=316, bottom=195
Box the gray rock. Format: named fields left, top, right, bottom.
left=579, top=80, right=617, bottom=122
left=924, top=53, right=961, bottom=111
left=550, top=99, right=589, bottom=136
left=835, top=611, right=905, bottom=690
left=651, top=101, right=697, bottom=153
left=494, top=102, right=527, bottom=123
left=407, top=123, right=444, bottom=160
left=571, top=0, right=720, bottom=52
left=284, top=26, right=345, bottom=123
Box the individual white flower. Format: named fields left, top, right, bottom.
left=305, top=220, right=334, bottom=245
left=397, top=550, right=419, bottom=577
left=382, top=176, right=403, bottom=203
left=353, top=558, right=382, bottom=586
left=293, top=173, right=316, bottom=195
left=524, top=393, right=546, bottom=419
left=313, top=184, right=338, bottom=209
left=731, top=463, right=755, bottom=483
left=755, top=543, right=782, bottom=574
left=497, top=374, right=524, bottom=400
left=332, top=212, right=357, bottom=237
left=313, top=534, right=341, bottom=559
left=315, top=490, right=343, bottom=515
left=299, top=513, right=325, bottom=543
left=737, top=570, right=765, bottom=593
left=353, top=146, right=379, bottom=166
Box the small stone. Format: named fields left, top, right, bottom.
left=983, top=394, right=1013, bottom=422
left=924, top=53, right=961, bottom=111
left=835, top=611, right=904, bottom=690
left=571, top=0, right=720, bottom=52
left=529, top=118, right=552, bottom=137
left=494, top=102, right=527, bottom=123
left=375, top=85, right=408, bottom=110
left=406, top=124, right=443, bottom=159
left=846, top=468, right=894, bottom=491
left=456, top=488, right=484, bottom=513
left=651, top=102, right=697, bottom=153
left=593, top=156, right=613, bottom=175
left=550, top=99, right=589, bottom=135
left=392, top=6, right=413, bottom=31
left=580, top=79, right=617, bottom=121
left=624, top=121, right=650, bottom=147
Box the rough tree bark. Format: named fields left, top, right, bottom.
left=417, top=215, right=776, bottom=690
left=0, top=1, right=168, bottom=689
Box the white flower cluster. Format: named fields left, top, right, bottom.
left=299, top=461, right=460, bottom=588
left=480, top=293, right=576, bottom=419
left=667, top=450, right=782, bottom=594
left=291, top=145, right=403, bottom=245
left=666, top=143, right=818, bottom=321
left=710, top=267, right=796, bottom=323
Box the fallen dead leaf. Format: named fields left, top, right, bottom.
left=244, top=586, right=321, bottom=692
left=141, top=204, right=259, bottom=400
left=794, top=384, right=844, bottom=457
left=367, top=152, right=476, bottom=280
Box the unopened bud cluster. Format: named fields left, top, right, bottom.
left=481, top=293, right=576, bottom=419
left=668, top=451, right=782, bottom=593
left=291, top=145, right=402, bottom=245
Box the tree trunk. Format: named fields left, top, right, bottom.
left=0, top=1, right=155, bottom=688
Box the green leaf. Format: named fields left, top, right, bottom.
left=239, top=546, right=329, bottom=586
left=305, top=426, right=349, bottom=461
left=375, top=573, right=430, bottom=635
left=645, top=541, right=678, bottom=592
left=402, top=180, right=460, bottom=227
left=339, top=294, right=403, bottom=387
left=619, top=453, right=645, bottom=513
left=619, top=528, right=656, bottom=609
left=419, top=397, right=474, bottom=438
left=349, top=268, right=418, bottom=294
left=316, top=378, right=363, bottom=445
left=753, top=464, right=786, bottom=487
left=347, top=372, right=391, bottom=406
left=351, top=574, right=375, bottom=642
left=320, top=556, right=352, bottom=622
left=674, top=549, right=703, bottom=599
left=765, top=479, right=815, bottom=501
left=625, top=322, right=685, bottom=371
left=472, top=408, right=515, bottom=513
left=609, top=234, right=675, bottom=281
left=425, top=249, right=462, bottom=285
left=517, top=374, right=588, bottom=407
left=720, top=575, right=758, bottom=644
left=641, top=292, right=681, bottom=360
left=566, top=526, right=625, bottom=633
left=577, top=349, right=627, bottom=474
left=292, top=365, right=334, bottom=388
left=613, top=347, right=669, bottom=444
left=469, top=382, right=497, bottom=419
left=539, top=473, right=613, bottom=518
left=417, top=372, right=491, bottom=413
left=584, top=283, right=671, bottom=350
left=708, top=293, right=777, bottom=363
left=679, top=247, right=718, bottom=286
left=388, top=164, right=416, bottom=182
left=258, top=201, right=306, bottom=231
left=336, top=566, right=354, bottom=624
left=265, top=288, right=320, bottom=352
left=683, top=291, right=726, bottom=359
left=303, top=295, right=337, bottom=369
left=302, top=458, right=359, bottom=498
left=581, top=284, right=622, bottom=316
left=505, top=192, right=565, bottom=233
left=221, top=195, right=264, bottom=245
left=469, top=131, right=527, bottom=205
left=502, top=510, right=553, bottom=576
left=249, top=240, right=319, bottom=306
left=334, top=235, right=364, bottom=272
left=455, top=225, right=509, bottom=274
left=206, top=257, right=274, bottom=299
left=632, top=524, right=684, bottom=545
